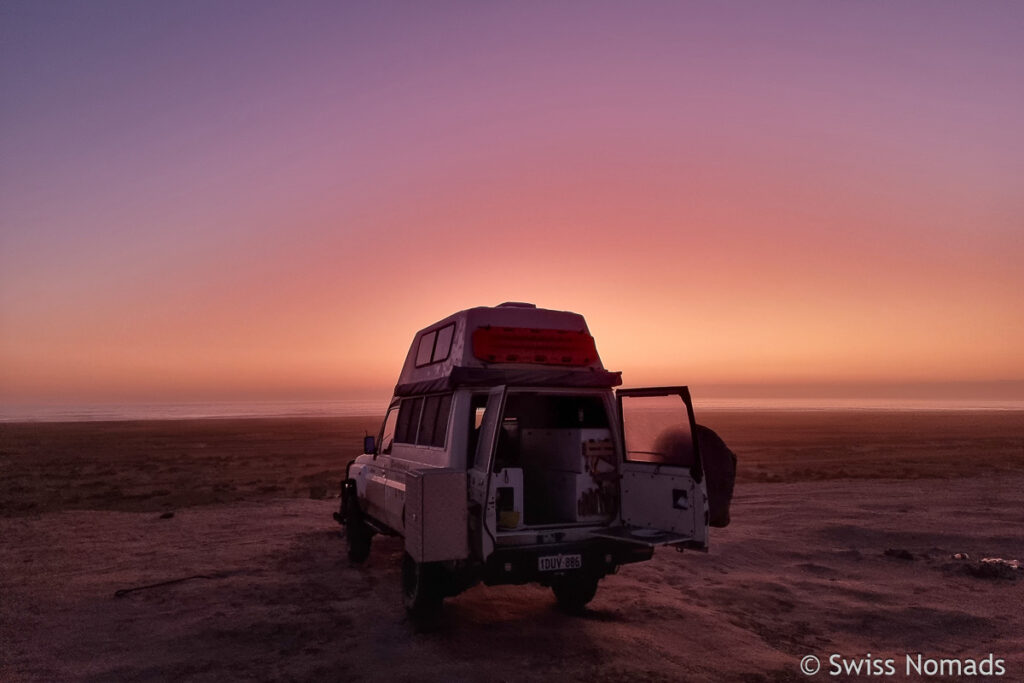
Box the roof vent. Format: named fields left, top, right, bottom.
left=497, top=301, right=537, bottom=308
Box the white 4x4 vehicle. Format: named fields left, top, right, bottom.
left=335, top=303, right=732, bottom=617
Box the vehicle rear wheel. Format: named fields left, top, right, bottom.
left=552, top=573, right=600, bottom=614
left=402, top=553, right=443, bottom=620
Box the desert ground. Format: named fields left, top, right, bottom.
left=2, top=411, right=1022, bottom=682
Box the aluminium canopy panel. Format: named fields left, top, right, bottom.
left=404, top=468, right=469, bottom=563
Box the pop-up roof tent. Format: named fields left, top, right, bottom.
left=393, top=302, right=622, bottom=396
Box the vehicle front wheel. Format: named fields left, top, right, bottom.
left=402, top=553, right=444, bottom=620
left=551, top=573, right=600, bottom=614
left=345, top=517, right=372, bottom=563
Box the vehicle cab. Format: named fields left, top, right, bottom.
left=336, top=302, right=710, bottom=617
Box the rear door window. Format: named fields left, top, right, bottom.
left=379, top=406, right=399, bottom=454
left=396, top=397, right=423, bottom=444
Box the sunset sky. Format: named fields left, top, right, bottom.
left=2, top=2, right=1022, bottom=406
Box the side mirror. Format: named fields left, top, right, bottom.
left=364, top=435, right=377, bottom=455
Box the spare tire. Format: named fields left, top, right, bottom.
left=695, top=424, right=737, bottom=528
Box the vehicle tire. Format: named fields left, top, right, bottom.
left=402, top=553, right=443, bottom=620
left=342, top=489, right=372, bottom=563
left=552, top=573, right=600, bottom=614
left=346, top=516, right=372, bottom=563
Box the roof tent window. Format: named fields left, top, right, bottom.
left=396, top=397, right=423, bottom=444
left=415, top=331, right=436, bottom=367
left=432, top=324, right=455, bottom=363
left=414, top=323, right=456, bottom=367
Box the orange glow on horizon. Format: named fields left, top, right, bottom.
left=2, top=4, right=1022, bottom=406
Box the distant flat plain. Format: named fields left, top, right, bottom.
left=2, top=410, right=1021, bottom=515
left=1, top=410, right=1022, bottom=681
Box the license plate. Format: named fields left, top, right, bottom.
left=538, top=554, right=583, bottom=572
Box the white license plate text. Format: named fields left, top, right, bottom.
left=538, top=554, right=583, bottom=572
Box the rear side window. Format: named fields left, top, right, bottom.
left=433, top=394, right=453, bottom=447
left=395, top=395, right=452, bottom=447
left=417, top=395, right=441, bottom=446
left=416, top=394, right=453, bottom=448
left=395, top=397, right=423, bottom=444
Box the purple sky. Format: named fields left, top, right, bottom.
left=2, top=2, right=1022, bottom=402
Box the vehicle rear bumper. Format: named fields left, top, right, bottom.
left=482, top=538, right=653, bottom=586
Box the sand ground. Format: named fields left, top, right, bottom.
left=2, top=412, right=1022, bottom=682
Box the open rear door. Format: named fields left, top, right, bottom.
left=592, top=387, right=709, bottom=549
left=467, top=385, right=506, bottom=560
